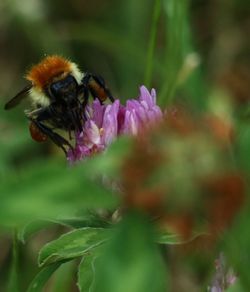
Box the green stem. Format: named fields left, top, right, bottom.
left=158, top=0, right=189, bottom=106
left=8, top=229, right=19, bottom=292
left=144, top=0, right=161, bottom=87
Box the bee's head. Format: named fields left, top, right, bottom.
left=26, top=55, right=83, bottom=107
left=49, top=74, right=78, bottom=106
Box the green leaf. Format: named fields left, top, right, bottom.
left=156, top=231, right=182, bottom=245
left=227, top=280, right=244, bottom=292
left=224, top=206, right=250, bottom=290
left=0, top=159, right=119, bottom=227
left=38, top=227, right=109, bottom=267
left=237, top=123, right=250, bottom=174
left=82, top=136, right=132, bottom=179
left=18, top=212, right=110, bottom=243
left=18, top=220, right=57, bottom=243
left=50, top=260, right=76, bottom=292
left=77, top=255, right=97, bottom=292
left=94, top=212, right=168, bottom=292
left=156, top=231, right=208, bottom=245
left=26, top=262, right=62, bottom=292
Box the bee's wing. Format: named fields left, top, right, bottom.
left=4, top=84, right=32, bottom=110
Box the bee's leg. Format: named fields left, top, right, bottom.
left=82, top=89, right=89, bottom=121
left=82, top=72, right=114, bottom=103
left=47, top=106, right=69, bottom=129
left=27, top=107, right=75, bottom=154
left=77, top=84, right=89, bottom=121
left=35, top=105, right=73, bottom=134
left=29, top=118, right=73, bottom=155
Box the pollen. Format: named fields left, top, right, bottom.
left=26, top=55, right=72, bottom=89
left=99, top=127, right=104, bottom=136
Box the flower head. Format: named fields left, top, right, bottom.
left=67, top=85, right=162, bottom=162
left=121, top=86, right=162, bottom=135
left=209, top=253, right=237, bottom=292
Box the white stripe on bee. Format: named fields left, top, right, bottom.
left=29, top=87, right=50, bottom=107
left=70, top=62, right=84, bottom=85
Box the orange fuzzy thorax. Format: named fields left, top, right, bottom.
left=26, top=56, right=71, bottom=89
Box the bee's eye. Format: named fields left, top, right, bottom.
left=50, top=81, right=62, bottom=94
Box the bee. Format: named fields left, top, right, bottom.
left=4, top=55, right=114, bottom=154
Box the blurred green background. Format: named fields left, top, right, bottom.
left=0, top=0, right=249, bottom=291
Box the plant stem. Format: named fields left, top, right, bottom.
left=144, top=0, right=161, bottom=88
left=158, top=0, right=189, bottom=106
left=7, top=229, right=19, bottom=292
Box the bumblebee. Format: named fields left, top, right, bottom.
left=4, top=55, right=114, bottom=154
